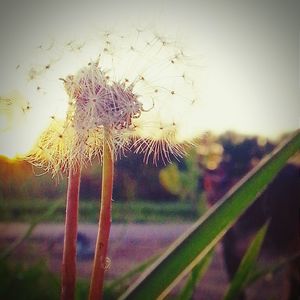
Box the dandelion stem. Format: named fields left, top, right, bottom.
left=61, top=165, right=81, bottom=300
left=89, top=129, right=114, bottom=300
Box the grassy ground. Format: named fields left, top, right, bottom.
left=0, top=199, right=201, bottom=298
left=0, top=259, right=89, bottom=300
left=0, top=199, right=199, bottom=223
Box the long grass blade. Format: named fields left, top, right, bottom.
left=246, top=251, right=300, bottom=287
left=0, top=199, right=62, bottom=261
left=176, top=249, right=214, bottom=300
left=223, top=222, right=269, bottom=300
left=120, top=130, right=300, bottom=300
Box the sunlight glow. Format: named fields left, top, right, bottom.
left=0, top=25, right=201, bottom=160
left=0, top=1, right=299, bottom=158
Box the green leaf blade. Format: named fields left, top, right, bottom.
left=177, top=249, right=214, bottom=300
left=120, top=130, right=300, bottom=300
left=223, top=222, right=269, bottom=300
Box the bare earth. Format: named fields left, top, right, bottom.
left=0, top=223, right=286, bottom=299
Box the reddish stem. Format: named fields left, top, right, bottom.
left=89, top=134, right=114, bottom=300
left=61, top=165, right=81, bottom=300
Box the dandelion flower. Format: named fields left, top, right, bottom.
left=25, top=27, right=200, bottom=175
left=17, top=26, right=201, bottom=300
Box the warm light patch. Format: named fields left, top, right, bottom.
left=0, top=27, right=203, bottom=162
left=0, top=91, right=55, bottom=159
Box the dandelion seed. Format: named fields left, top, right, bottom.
left=66, top=40, right=75, bottom=47
left=37, top=39, right=55, bottom=51
left=104, top=257, right=111, bottom=270
left=25, top=27, right=200, bottom=174
left=28, top=67, right=40, bottom=81
left=22, top=102, right=32, bottom=113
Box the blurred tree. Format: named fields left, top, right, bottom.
left=115, top=152, right=176, bottom=202
left=0, top=156, right=65, bottom=201
left=203, top=133, right=274, bottom=205
left=0, top=153, right=176, bottom=203
left=159, top=148, right=206, bottom=213
left=2, top=133, right=279, bottom=206
left=202, top=133, right=300, bottom=299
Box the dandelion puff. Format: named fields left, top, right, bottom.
left=25, top=27, right=201, bottom=176
left=19, top=25, right=202, bottom=300
left=132, top=123, right=189, bottom=165
left=28, top=62, right=143, bottom=174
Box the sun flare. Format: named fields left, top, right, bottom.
left=0, top=27, right=202, bottom=167
left=1, top=1, right=299, bottom=161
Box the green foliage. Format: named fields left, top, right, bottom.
left=176, top=249, right=214, bottom=300
left=224, top=222, right=269, bottom=300
left=0, top=200, right=198, bottom=223
left=120, top=130, right=300, bottom=299
left=104, top=255, right=159, bottom=299
left=0, top=260, right=60, bottom=300
left=159, top=164, right=182, bottom=195
left=0, top=200, right=74, bottom=299
left=1, top=131, right=299, bottom=299
left=0, top=199, right=62, bottom=260
left=159, top=149, right=204, bottom=212
left=0, top=260, right=89, bottom=300
left=0, top=153, right=174, bottom=202
left=246, top=251, right=300, bottom=288
left=0, top=156, right=69, bottom=201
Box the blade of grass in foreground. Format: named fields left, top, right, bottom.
left=176, top=249, right=214, bottom=300
left=0, top=199, right=62, bottom=261
left=120, top=130, right=300, bottom=300
left=104, top=254, right=159, bottom=298
left=223, top=222, right=269, bottom=300
left=246, top=251, right=300, bottom=288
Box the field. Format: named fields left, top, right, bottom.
left=0, top=199, right=199, bottom=223
left=1, top=133, right=298, bottom=299
left=0, top=222, right=286, bottom=300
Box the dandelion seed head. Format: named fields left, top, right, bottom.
left=21, top=26, right=201, bottom=175
left=63, top=64, right=143, bottom=132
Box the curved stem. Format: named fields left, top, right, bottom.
left=89, top=131, right=114, bottom=300
left=61, top=165, right=81, bottom=300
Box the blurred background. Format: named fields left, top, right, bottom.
left=1, top=130, right=299, bottom=299
left=0, top=0, right=299, bottom=299
left=0, top=131, right=278, bottom=222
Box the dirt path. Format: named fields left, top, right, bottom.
left=0, top=223, right=285, bottom=299
left=0, top=222, right=215, bottom=279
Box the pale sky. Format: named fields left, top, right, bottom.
left=0, top=0, right=299, bottom=157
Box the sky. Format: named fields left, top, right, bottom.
left=0, top=0, right=299, bottom=158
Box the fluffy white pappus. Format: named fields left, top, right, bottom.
left=26, top=27, right=200, bottom=175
